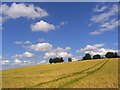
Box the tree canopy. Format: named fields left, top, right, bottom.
left=49, top=57, right=64, bottom=64
left=68, top=58, right=72, bottom=62
left=93, top=54, right=101, bottom=59
left=82, top=53, right=92, bottom=60
left=105, top=52, right=119, bottom=58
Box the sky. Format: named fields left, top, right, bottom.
left=0, top=2, right=119, bottom=69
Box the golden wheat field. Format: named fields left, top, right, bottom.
left=2, top=58, right=118, bottom=88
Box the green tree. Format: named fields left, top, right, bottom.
left=68, top=58, right=72, bottom=62
left=105, top=52, right=115, bottom=58
left=93, top=54, right=101, bottom=59
left=49, top=57, right=64, bottom=64
left=60, top=57, right=64, bottom=62
left=49, top=58, right=53, bottom=64
left=83, top=53, right=92, bottom=60
left=114, top=52, right=119, bottom=58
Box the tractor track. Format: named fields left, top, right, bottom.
left=26, top=59, right=107, bottom=88
left=58, top=59, right=108, bottom=88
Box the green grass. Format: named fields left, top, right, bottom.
left=2, top=58, right=118, bottom=88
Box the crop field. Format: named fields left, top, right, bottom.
left=2, top=58, right=118, bottom=88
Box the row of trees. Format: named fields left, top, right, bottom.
left=49, top=52, right=119, bottom=64
left=49, top=57, right=72, bottom=64
left=82, top=52, right=119, bottom=60
left=49, top=57, right=64, bottom=64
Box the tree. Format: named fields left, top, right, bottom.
left=68, top=58, right=72, bottom=62
left=93, top=54, right=101, bottom=59
left=60, top=57, right=64, bottom=62
left=49, top=58, right=53, bottom=64
left=105, top=52, right=115, bottom=58
left=83, top=53, right=92, bottom=60
left=114, top=52, right=119, bottom=58
left=52, top=58, right=58, bottom=63
left=49, top=57, right=64, bottom=64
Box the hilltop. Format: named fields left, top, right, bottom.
left=2, top=58, right=118, bottom=88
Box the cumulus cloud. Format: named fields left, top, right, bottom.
left=90, top=4, right=118, bottom=35
left=13, top=58, right=22, bottom=64
left=1, top=3, right=48, bottom=19
left=13, top=58, right=36, bottom=65
left=13, top=51, right=35, bottom=59
left=29, top=43, right=53, bottom=52
left=22, top=52, right=34, bottom=58
left=57, top=52, right=72, bottom=58
left=1, top=60, right=10, bottom=65
left=15, top=41, right=32, bottom=45
left=76, top=43, right=118, bottom=56
left=31, top=20, right=56, bottom=32
left=72, top=56, right=81, bottom=61
left=76, top=43, right=104, bottom=53
left=43, top=47, right=72, bottom=59
left=44, top=51, right=57, bottom=59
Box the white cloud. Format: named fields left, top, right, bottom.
left=56, top=47, right=71, bottom=52
left=91, top=4, right=118, bottom=23
left=90, top=4, right=118, bottom=35
left=93, top=5, right=108, bottom=12
left=72, top=56, right=81, bottom=61
left=1, top=3, right=48, bottom=19
left=38, top=60, right=46, bottom=64
left=13, top=51, right=34, bottom=59
left=22, top=52, right=34, bottom=58
left=31, top=20, right=55, bottom=32
left=57, top=52, right=72, bottom=58
left=29, top=43, right=53, bottom=52
left=23, top=60, right=31, bottom=64
left=44, top=51, right=57, bottom=59
left=13, top=58, right=22, bottom=64
left=44, top=47, right=72, bottom=59
left=1, top=60, right=10, bottom=65
left=90, top=18, right=118, bottom=35
left=15, top=41, right=32, bottom=44
left=76, top=43, right=118, bottom=56
left=13, top=54, right=23, bottom=59
left=56, top=21, right=68, bottom=28
left=76, top=43, right=104, bottom=53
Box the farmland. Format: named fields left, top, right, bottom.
left=2, top=58, right=118, bottom=88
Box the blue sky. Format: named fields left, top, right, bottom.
left=1, top=2, right=118, bottom=69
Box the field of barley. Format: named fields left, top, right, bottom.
left=2, top=58, right=118, bottom=88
